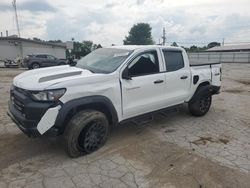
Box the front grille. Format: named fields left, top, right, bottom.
left=11, top=86, right=27, bottom=114
left=12, top=97, right=24, bottom=113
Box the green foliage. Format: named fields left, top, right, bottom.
left=123, top=23, right=154, bottom=45
left=185, top=41, right=221, bottom=52
left=32, top=37, right=42, bottom=41
left=48, top=40, right=62, bottom=43
left=171, top=42, right=178, bottom=47
left=207, top=42, right=221, bottom=49
left=69, top=41, right=102, bottom=59
left=186, top=45, right=208, bottom=52
left=92, top=44, right=102, bottom=50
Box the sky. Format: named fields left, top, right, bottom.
left=0, top=0, right=250, bottom=47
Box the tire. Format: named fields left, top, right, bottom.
left=31, top=63, right=40, bottom=69
left=58, top=62, right=65, bottom=65
left=188, top=90, right=212, bottom=116
left=63, top=110, right=110, bottom=158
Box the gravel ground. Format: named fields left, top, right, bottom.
left=0, top=64, right=250, bottom=188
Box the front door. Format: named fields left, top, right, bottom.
left=121, top=50, right=166, bottom=119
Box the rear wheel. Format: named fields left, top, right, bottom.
left=188, top=91, right=212, bottom=116
left=64, top=110, right=110, bottom=158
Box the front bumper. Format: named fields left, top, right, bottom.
left=8, top=101, right=59, bottom=137
left=7, top=102, right=40, bottom=137
left=8, top=86, right=60, bottom=137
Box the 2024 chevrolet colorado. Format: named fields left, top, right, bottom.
left=8, top=45, right=221, bottom=157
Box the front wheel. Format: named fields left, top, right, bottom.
left=188, top=93, right=212, bottom=116
left=31, top=63, right=40, bottom=69
left=63, top=110, right=110, bottom=158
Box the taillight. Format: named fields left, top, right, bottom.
left=220, top=67, right=222, bottom=81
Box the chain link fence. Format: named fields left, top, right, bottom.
left=188, top=52, right=250, bottom=63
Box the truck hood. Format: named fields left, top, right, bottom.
left=13, top=65, right=95, bottom=90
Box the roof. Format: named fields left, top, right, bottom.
left=109, top=45, right=183, bottom=51
left=207, top=44, right=250, bottom=52
left=0, top=37, right=66, bottom=48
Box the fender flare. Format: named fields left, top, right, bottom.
left=189, top=85, right=220, bottom=103
left=54, top=95, right=118, bottom=132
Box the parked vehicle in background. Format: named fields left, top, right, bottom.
left=2, top=58, right=20, bottom=68
left=23, top=54, right=66, bottom=69
left=66, top=57, right=77, bottom=66
left=8, top=45, right=221, bottom=157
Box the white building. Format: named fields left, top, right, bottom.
left=0, top=37, right=66, bottom=60
left=206, top=44, right=250, bottom=52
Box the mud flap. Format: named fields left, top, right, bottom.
left=37, top=105, right=61, bottom=135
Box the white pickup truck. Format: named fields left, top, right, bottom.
left=8, top=45, right=221, bottom=157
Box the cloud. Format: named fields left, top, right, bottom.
left=19, top=1, right=56, bottom=12
left=1, top=0, right=250, bottom=46
left=0, top=3, right=10, bottom=11
left=104, top=3, right=118, bottom=8
left=0, top=0, right=56, bottom=12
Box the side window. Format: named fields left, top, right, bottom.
left=36, top=55, right=47, bottom=59
left=163, top=51, right=184, bottom=72
left=47, top=55, right=56, bottom=60
left=128, top=51, right=159, bottom=76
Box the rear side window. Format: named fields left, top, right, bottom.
left=162, top=51, right=184, bottom=72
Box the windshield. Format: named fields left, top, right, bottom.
left=76, top=48, right=132, bottom=73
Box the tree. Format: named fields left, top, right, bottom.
left=123, top=23, right=154, bottom=45
left=92, top=44, right=102, bottom=50
left=207, top=42, right=220, bottom=49
left=48, top=40, right=62, bottom=43
left=189, top=45, right=198, bottom=52
left=171, top=42, right=178, bottom=47
left=32, top=37, right=42, bottom=41
left=70, top=41, right=102, bottom=59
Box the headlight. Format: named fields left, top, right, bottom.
left=30, top=88, right=66, bottom=101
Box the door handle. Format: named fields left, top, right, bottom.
left=180, top=75, right=188, bottom=79
left=154, top=79, right=164, bottom=84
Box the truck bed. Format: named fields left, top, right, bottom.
left=189, top=60, right=220, bottom=66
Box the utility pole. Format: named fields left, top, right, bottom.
left=162, top=27, right=166, bottom=45
left=12, top=0, right=21, bottom=37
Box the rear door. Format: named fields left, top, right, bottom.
left=47, top=55, right=57, bottom=66
left=36, top=55, right=48, bottom=67
left=161, top=50, right=191, bottom=105
left=121, top=49, right=166, bottom=119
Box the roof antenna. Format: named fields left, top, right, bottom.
left=12, top=0, right=21, bottom=37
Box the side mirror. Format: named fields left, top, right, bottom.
left=122, top=67, right=132, bottom=80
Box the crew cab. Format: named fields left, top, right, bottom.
left=22, top=54, right=66, bottom=69
left=7, top=45, right=221, bottom=157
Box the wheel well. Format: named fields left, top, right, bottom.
left=60, top=102, right=114, bottom=134
left=32, top=62, right=40, bottom=66
left=189, top=81, right=211, bottom=103
left=198, top=81, right=210, bottom=88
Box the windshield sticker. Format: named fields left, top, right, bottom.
left=113, top=52, right=129, bottom=57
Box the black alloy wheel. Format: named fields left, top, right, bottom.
left=80, top=120, right=107, bottom=153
